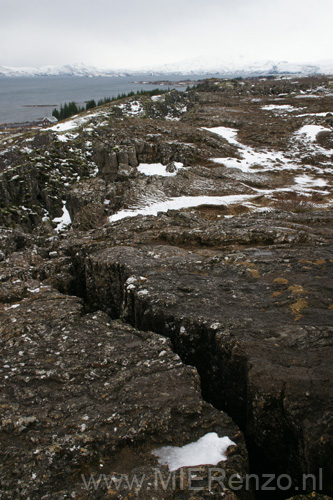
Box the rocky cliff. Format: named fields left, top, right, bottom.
left=0, top=75, right=332, bottom=499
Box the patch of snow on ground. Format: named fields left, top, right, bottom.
left=109, top=194, right=258, bottom=222
left=151, top=95, right=164, bottom=102
left=129, top=101, right=143, bottom=114
left=204, top=125, right=333, bottom=175
left=204, top=126, right=295, bottom=173
left=295, top=125, right=331, bottom=141
left=166, top=114, right=180, bottom=121
left=261, top=105, right=297, bottom=112
left=152, top=433, right=235, bottom=471
left=47, top=117, right=86, bottom=133
left=57, top=133, right=79, bottom=143
left=215, top=148, right=293, bottom=173
left=118, top=101, right=144, bottom=116
left=47, top=110, right=106, bottom=135
left=294, top=175, right=328, bottom=188
left=295, top=94, right=321, bottom=99
left=203, top=126, right=239, bottom=146
left=297, top=112, right=333, bottom=117
left=137, top=162, right=184, bottom=177
left=5, top=304, right=20, bottom=310
left=53, top=202, right=72, bottom=232
left=21, top=146, right=33, bottom=154
left=177, top=104, right=187, bottom=114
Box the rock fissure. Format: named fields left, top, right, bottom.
left=1, top=230, right=332, bottom=498
left=55, top=233, right=332, bottom=497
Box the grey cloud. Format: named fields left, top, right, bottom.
left=0, top=0, right=332, bottom=68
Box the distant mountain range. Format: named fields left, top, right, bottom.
left=152, top=56, right=333, bottom=76
left=1, top=58, right=333, bottom=77
left=0, top=63, right=123, bottom=78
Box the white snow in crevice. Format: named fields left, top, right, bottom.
left=137, top=162, right=184, bottom=177
left=152, top=432, right=235, bottom=471
left=109, top=194, right=258, bottom=222
left=53, top=202, right=72, bottom=232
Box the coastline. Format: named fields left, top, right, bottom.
left=0, top=121, right=41, bottom=131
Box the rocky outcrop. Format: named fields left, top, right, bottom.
left=0, top=133, right=99, bottom=230
left=72, top=210, right=332, bottom=494
left=0, top=276, right=249, bottom=499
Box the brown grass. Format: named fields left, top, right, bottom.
left=270, top=191, right=325, bottom=212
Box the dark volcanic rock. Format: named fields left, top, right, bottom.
left=287, top=496, right=333, bottom=500
left=75, top=209, right=333, bottom=493
left=0, top=75, right=333, bottom=499
left=0, top=285, right=249, bottom=499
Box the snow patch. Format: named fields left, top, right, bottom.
left=152, top=432, right=235, bottom=471
left=46, top=111, right=106, bottom=135
left=137, top=162, right=184, bottom=177
left=4, top=304, right=20, bottom=310
left=295, top=125, right=331, bottom=141
left=151, top=95, right=164, bottom=102
left=297, top=111, right=333, bottom=118
left=204, top=125, right=331, bottom=175
left=295, top=94, right=321, bottom=99
left=206, top=124, right=293, bottom=173
left=21, top=146, right=33, bottom=154
left=109, top=194, right=257, bottom=222
left=53, top=202, right=72, bottom=232
left=118, top=100, right=144, bottom=116
left=204, top=126, right=292, bottom=173
left=48, top=117, right=84, bottom=133
left=203, top=126, right=239, bottom=146
left=57, top=133, right=79, bottom=143
left=261, top=104, right=298, bottom=112
left=294, top=175, right=328, bottom=188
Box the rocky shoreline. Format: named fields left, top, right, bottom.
left=0, top=75, right=332, bottom=499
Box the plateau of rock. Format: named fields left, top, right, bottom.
left=0, top=74, right=332, bottom=499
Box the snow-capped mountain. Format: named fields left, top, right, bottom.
left=1, top=58, right=333, bottom=77
left=147, top=55, right=333, bottom=76
left=0, top=63, right=124, bottom=78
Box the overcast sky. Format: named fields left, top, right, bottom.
left=1, top=0, right=332, bottom=69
